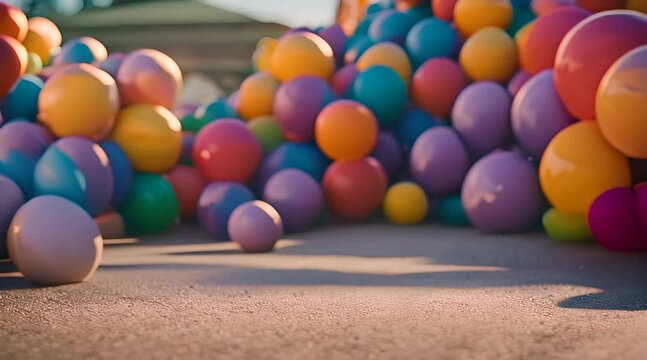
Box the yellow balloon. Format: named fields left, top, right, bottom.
left=382, top=181, right=429, bottom=225
left=22, top=28, right=50, bottom=63
left=542, top=208, right=593, bottom=244
left=252, top=37, right=277, bottom=73
left=454, top=0, right=513, bottom=37
left=25, top=51, right=42, bottom=75
left=270, top=32, right=335, bottom=82
left=626, top=0, right=647, bottom=14
left=596, top=45, right=647, bottom=159
left=110, top=104, right=182, bottom=173
left=539, top=121, right=631, bottom=215
left=237, top=72, right=279, bottom=120
left=356, top=42, right=412, bottom=85
left=459, top=27, right=517, bottom=83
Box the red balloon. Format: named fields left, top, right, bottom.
left=433, top=0, right=458, bottom=21
left=322, top=157, right=387, bottom=221
left=165, top=165, right=208, bottom=218
left=576, top=0, right=624, bottom=13
left=531, top=0, right=576, bottom=16
left=192, top=119, right=262, bottom=183
left=0, top=35, right=27, bottom=98
left=554, top=11, right=647, bottom=120
left=412, top=58, right=468, bottom=119
left=0, top=3, right=27, bottom=42
left=521, top=7, right=590, bottom=74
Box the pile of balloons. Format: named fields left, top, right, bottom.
left=1, top=1, right=647, bottom=285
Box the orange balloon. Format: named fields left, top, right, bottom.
left=459, top=27, right=518, bottom=83
left=22, top=29, right=50, bottom=64
left=28, top=17, right=62, bottom=51
left=454, top=0, right=513, bottom=37
left=252, top=37, right=277, bottom=73
left=237, top=72, right=279, bottom=120
left=315, top=100, right=378, bottom=161
left=270, top=32, right=335, bottom=82
left=0, top=35, right=27, bottom=97
left=0, top=3, right=27, bottom=42
left=356, top=42, right=412, bottom=85
left=626, top=0, right=647, bottom=13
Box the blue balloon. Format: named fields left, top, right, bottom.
left=368, top=9, right=415, bottom=44
left=195, top=98, right=238, bottom=123
left=406, top=18, right=459, bottom=68
left=395, top=108, right=439, bottom=152
left=344, top=34, right=374, bottom=63
left=4, top=75, right=43, bottom=121
left=100, top=141, right=133, bottom=208
left=56, top=39, right=98, bottom=64
left=354, top=13, right=377, bottom=35
left=0, top=150, right=38, bottom=198
left=352, top=65, right=407, bottom=128
left=33, top=147, right=88, bottom=210
left=255, top=142, right=329, bottom=192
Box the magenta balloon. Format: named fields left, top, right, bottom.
left=461, top=150, right=545, bottom=233
left=274, top=76, right=336, bottom=142
left=452, top=82, right=513, bottom=159
left=512, top=70, right=575, bottom=158
left=507, top=69, right=532, bottom=96
left=228, top=200, right=283, bottom=253
left=263, top=169, right=323, bottom=233
left=636, top=182, right=647, bottom=235
left=319, top=24, right=347, bottom=65
left=370, top=131, right=403, bottom=177
left=0, top=175, right=23, bottom=259
left=410, top=127, right=470, bottom=196
left=331, top=64, right=358, bottom=97
left=588, top=188, right=647, bottom=252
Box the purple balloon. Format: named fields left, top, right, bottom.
left=181, top=132, right=194, bottom=165
left=173, top=103, right=200, bottom=120
left=410, top=127, right=470, bottom=196
left=228, top=200, right=283, bottom=253
left=263, top=169, right=323, bottom=233
left=274, top=76, right=336, bottom=142
left=319, top=24, right=347, bottom=66
left=331, top=64, right=358, bottom=98
left=197, top=182, right=255, bottom=240
left=0, top=175, right=24, bottom=259
left=370, top=131, right=403, bottom=177
left=507, top=69, right=532, bottom=96
left=588, top=187, right=647, bottom=252
left=96, top=52, right=125, bottom=79
left=461, top=150, right=545, bottom=233
left=452, top=82, right=513, bottom=159
left=637, top=182, right=647, bottom=235
left=512, top=70, right=575, bottom=158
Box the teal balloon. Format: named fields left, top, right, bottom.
left=406, top=18, right=459, bottom=68
left=5, top=75, right=43, bottom=121
left=435, top=195, right=470, bottom=226
left=33, top=147, right=88, bottom=211
left=344, top=34, right=374, bottom=63
left=404, top=5, right=433, bottom=23
left=0, top=150, right=38, bottom=197
left=508, top=7, right=536, bottom=36
left=352, top=65, right=407, bottom=127
left=119, top=174, right=179, bottom=235
left=196, top=99, right=238, bottom=123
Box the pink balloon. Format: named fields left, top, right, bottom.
left=330, top=64, right=358, bottom=97
left=588, top=187, right=647, bottom=252
left=636, top=182, right=647, bottom=235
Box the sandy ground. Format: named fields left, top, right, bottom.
left=1, top=223, right=646, bottom=359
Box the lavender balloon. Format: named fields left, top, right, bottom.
left=410, top=127, right=470, bottom=196
left=331, top=64, right=358, bottom=98
left=462, top=150, right=546, bottom=233
left=228, top=201, right=283, bottom=253
left=370, top=132, right=403, bottom=177
left=0, top=175, right=23, bottom=259
left=452, top=82, right=513, bottom=159
left=319, top=24, right=347, bottom=66
left=197, top=182, right=255, bottom=240
left=274, top=76, right=336, bottom=142
left=507, top=70, right=532, bottom=96
left=263, top=169, right=323, bottom=233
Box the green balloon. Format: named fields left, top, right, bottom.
left=248, top=116, right=285, bottom=153
left=119, top=173, right=179, bottom=235
left=543, top=208, right=593, bottom=244
left=181, top=114, right=202, bottom=133
left=435, top=195, right=470, bottom=226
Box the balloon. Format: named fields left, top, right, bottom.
left=8, top=195, right=102, bottom=286
left=99, top=140, right=133, bottom=208
left=39, top=64, right=119, bottom=141
left=237, top=72, right=279, bottom=120
left=435, top=195, right=471, bottom=226
left=405, top=18, right=460, bottom=68
left=637, top=182, right=647, bottom=234
left=411, top=58, right=468, bottom=119
left=357, top=42, right=413, bottom=84
left=193, top=119, right=261, bottom=183
left=521, top=7, right=590, bottom=74
left=626, top=0, right=647, bottom=14
left=507, top=69, right=532, bottom=96
left=596, top=45, right=647, bottom=159
left=4, top=74, right=43, bottom=121
left=462, top=150, right=546, bottom=232
left=330, top=64, right=358, bottom=97
left=539, top=121, right=631, bottom=214
left=255, top=142, right=329, bottom=190
left=110, top=104, right=182, bottom=173
left=459, top=27, right=518, bottom=83
left=180, top=132, right=194, bottom=165
left=319, top=24, right=347, bottom=65
left=0, top=35, right=27, bottom=98
left=433, top=0, right=459, bottom=21
left=315, top=100, right=379, bottom=160
left=54, top=37, right=107, bottom=65
left=271, top=32, right=335, bottom=82
left=554, top=10, right=647, bottom=120
left=454, top=0, right=513, bottom=37
left=322, top=157, right=387, bottom=221
left=542, top=207, right=593, bottom=244
left=452, top=82, right=513, bottom=158
left=588, top=188, right=647, bottom=252
left=95, top=211, right=125, bottom=240
left=0, top=121, right=52, bottom=196
left=0, top=4, right=27, bottom=41
left=263, top=169, right=323, bottom=233
left=531, top=0, right=576, bottom=16
left=367, top=9, right=415, bottom=44
left=193, top=98, right=238, bottom=129
left=119, top=174, right=179, bottom=234
left=274, top=76, right=336, bottom=142
left=252, top=37, right=277, bottom=73
left=576, top=0, right=624, bottom=13
left=165, top=165, right=208, bottom=219
left=21, top=29, right=50, bottom=65
left=508, top=5, right=536, bottom=36
left=344, top=34, right=374, bottom=64
left=382, top=181, right=429, bottom=225
left=27, top=17, right=62, bottom=53
left=370, top=131, right=403, bottom=176
left=395, top=108, right=439, bottom=152
left=352, top=65, right=407, bottom=127
left=512, top=70, right=575, bottom=157
left=197, top=182, right=255, bottom=240
left=514, top=20, right=533, bottom=57
left=117, top=49, right=182, bottom=109
left=0, top=175, right=23, bottom=259
left=97, top=53, right=124, bottom=79
left=228, top=201, right=283, bottom=253
left=25, top=52, right=42, bottom=75
left=248, top=115, right=285, bottom=153
left=410, top=127, right=471, bottom=196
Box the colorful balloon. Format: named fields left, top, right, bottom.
left=255, top=142, right=329, bottom=190
left=165, top=165, right=208, bottom=219
left=454, top=0, right=513, bottom=37
left=0, top=175, right=23, bottom=259
left=459, top=27, right=518, bottom=83
left=357, top=42, right=413, bottom=84
left=99, top=140, right=133, bottom=208
left=542, top=207, right=593, bottom=244
left=248, top=115, right=285, bottom=153
left=382, top=181, right=429, bottom=225
left=352, top=65, right=407, bottom=127
left=252, top=37, right=277, bottom=73
left=507, top=69, right=532, bottom=96
left=315, top=100, right=379, bottom=160
left=54, top=37, right=107, bottom=65
left=370, top=131, right=403, bottom=176
left=395, top=108, right=439, bottom=152
left=331, top=64, right=358, bottom=97
left=237, top=72, right=279, bottom=120
left=433, top=0, right=459, bottom=21
left=0, top=3, right=27, bottom=41
left=4, top=74, right=43, bottom=121
left=271, top=32, right=335, bottom=82
left=637, top=182, right=647, bottom=234
left=435, top=195, right=471, bottom=226
left=405, top=18, right=459, bottom=68
left=21, top=28, right=50, bottom=64
left=344, top=34, right=374, bottom=64
left=367, top=9, right=415, bottom=44
left=588, top=188, right=647, bottom=252
left=94, top=211, right=126, bottom=240
left=197, top=182, right=255, bottom=240
left=0, top=35, right=27, bottom=98
left=411, top=58, right=468, bottom=119
left=576, top=0, right=624, bottom=13
left=119, top=174, right=179, bottom=234
left=263, top=169, right=323, bottom=233
left=27, top=17, right=62, bottom=53
left=319, top=24, right=347, bottom=65
left=97, top=53, right=125, bottom=79
left=228, top=201, right=283, bottom=253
